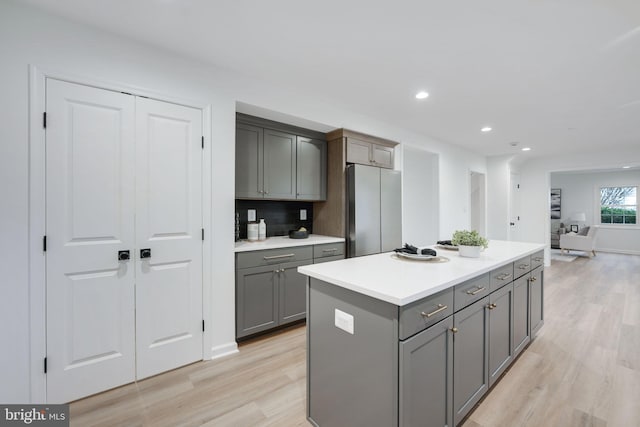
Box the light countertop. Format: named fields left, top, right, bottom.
left=235, top=234, right=345, bottom=252
left=298, top=240, right=545, bottom=306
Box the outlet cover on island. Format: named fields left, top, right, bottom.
left=300, top=209, right=307, bottom=220
left=334, top=309, right=354, bottom=334
left=248, top=209, right=256, bottom=222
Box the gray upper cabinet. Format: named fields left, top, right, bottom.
left=296, top=136, right=326, bottom=200
left=346, top=136, right=395, bottom=169
left=263, top=129, right=296, bottom=200
left=236, top=114, right=326, bottom=201
left=235, top=123, right=264, bottom=199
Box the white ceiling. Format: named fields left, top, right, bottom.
left=22, top=0, right=640, bottom=158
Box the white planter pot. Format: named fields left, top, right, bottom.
left=458, top=245, right=482, bottom=258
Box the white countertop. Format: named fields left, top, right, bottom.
left=235, top=234, right=345, bottom=252
left=298, top=240, right=545, bottom=306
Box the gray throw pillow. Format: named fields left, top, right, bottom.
left=577, top=226, right=590, bottom=236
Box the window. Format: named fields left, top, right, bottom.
left=600, top=186, right=637, bottom=224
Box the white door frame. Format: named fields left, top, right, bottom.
left=28, top=65, right=213, bottom=403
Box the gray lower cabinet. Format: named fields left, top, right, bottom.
left=236, top=265, right=278, bottom=337
left=453, top=296, right=489, bottom=426
left=279, top=260, right=309, bottom=323
left=488, top=283, right=514, bottom=387
left=400, top=316, right=453, bottom=427
left=236, top=243, right=344, bottom=339
left=530, top=266, right=544, bottom=336
left=513, top=274, right=530, bottom=357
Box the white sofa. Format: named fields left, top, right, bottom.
left=559, top=225, right=599, bottom=257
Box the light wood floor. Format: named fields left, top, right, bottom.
left=70, top=252, right=640, bottom=427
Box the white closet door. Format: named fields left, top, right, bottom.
left=45, top=79, right=136, bottom=403
left=134, top=97, right=203, bottom=380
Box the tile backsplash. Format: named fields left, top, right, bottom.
left=235, top=200, right=313, bottom=239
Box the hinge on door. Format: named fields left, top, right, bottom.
left=44, top=357, right=47, bottom=374
left=43, top=112, right=47, bottom=129
left=517, top=184, right=520, bottom=189
left=43, top=235, right=47, bottom=252
left=202, top=320, right=205, bottom=332
left=201, top=136, right=204, bottom=149
left=202, top=229, right=204, bottom=241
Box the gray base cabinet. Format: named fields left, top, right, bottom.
left=236, top=242, right=344, bottom=339
left=400, top=317, right=453, bottom=427
left=307, top=250, right=544, bottom=427
left=530, top=266, right=544, bottom=336
left=453, top=297, right=489, bottom=426
left=488, top=284, right=514, bottom=387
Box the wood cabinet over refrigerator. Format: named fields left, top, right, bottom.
left=313, top=128, right=399, bottom=239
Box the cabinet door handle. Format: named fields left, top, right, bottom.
left=488, top=303, right=497, bottom=310
left=421, top=304, right=448, bottom=318
left=451, top=327, right=459, bottom=333
left=274, top=268, right=285, bottom=273
left=530, top=276, right=537, bottom=282
left=258, top=190, right=264, bottom=194
left=263, top=253, right=295, bottom=260
left=496, top=273, right=512, bottom=281
left=466, top=286, right=486, bottom=296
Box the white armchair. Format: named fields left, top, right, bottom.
left=559, top=225, right=599, bottom=257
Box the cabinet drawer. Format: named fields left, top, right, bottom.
left=489, top=263, right=514, bottom=291
left=313, top=254, right=344, bottom=264
left=313, top=242, right=345, bottom=259
left=237, top=246, right=313, bottom=269
left=530, top=251, right=544, bottom=270
left=454, top=273, right=490, bottom=311
left=399, top=289, right=454, bottom=340
left=514, top=256, right=531, bottom=279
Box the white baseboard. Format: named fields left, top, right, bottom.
left=210, top=342, right=239, bottom=360
left=596, top=248, right=640, bottom=256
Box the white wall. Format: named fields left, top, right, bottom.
left=402, top=145, right=439, bottom=245
left=0, top=0, right=487, bottom=402
left=551, top=170, right=640, bottom=255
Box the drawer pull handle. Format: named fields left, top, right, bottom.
left=533, top=257, right=543, bottom=262
left=421, top=304, right=448, bottom=318
left=263, top=253, right=295, bottom=260
left=496, top=273, right=512, bottom=281
left=466, top=286, right=486, bottom=296
left=322, top=248, right=338, bottom=253
left=518, top=264, right=530, bottom=269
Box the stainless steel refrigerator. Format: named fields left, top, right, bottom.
left=346, top=164, right=402, bottom=257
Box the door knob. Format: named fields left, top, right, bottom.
left=118, top=250, right=130, bottom=261
left=140, top=248, right=151, bottom=259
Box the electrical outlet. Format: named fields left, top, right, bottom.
left=300, top=209, right=307, bottom=220
left=334, top=309, right=354, bottom=335
left=247, top=209, right=256, bottom=222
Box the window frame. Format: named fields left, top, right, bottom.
left=598, top=185, right=637, bottom=226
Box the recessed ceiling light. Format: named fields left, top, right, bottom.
left=521, top=147, right=531, bottom=152
left=623, top=166, right=631, bottom=169
left=415, top=91, right=429, bottom=99
left=481, top=127, right=492, bottom=132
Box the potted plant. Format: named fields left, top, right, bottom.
left=451, top=230, right=489, bottom=258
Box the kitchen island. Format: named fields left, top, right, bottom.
left=298, top=240, right=545, bottom=427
